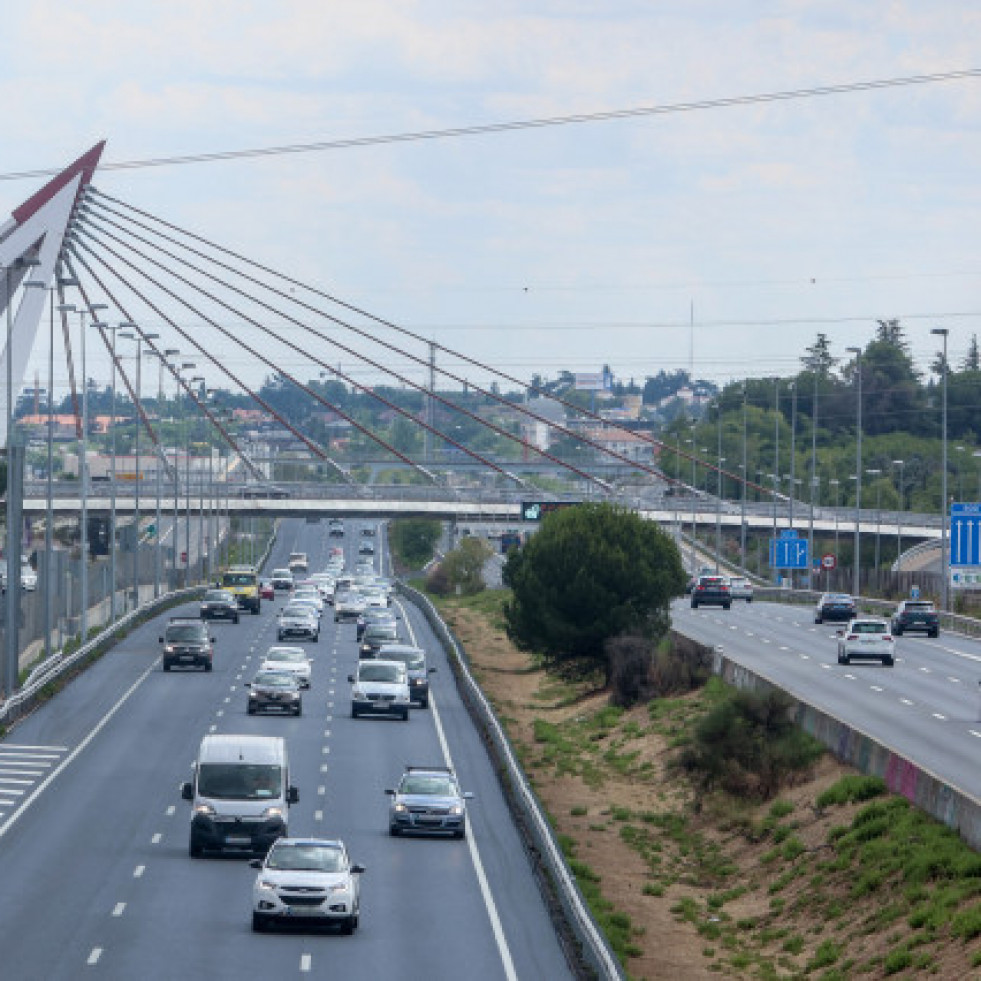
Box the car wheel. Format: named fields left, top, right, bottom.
left=893, top=626, right=903, bottom=636
left=690, top=601, right=698, bottom=609
left=454, top=828, right=466, bottom=840
left=814, top=617, right=822, bottom=624
left=351, top=707, right=359, bottom=719
left=747, top=597, right=753, bottom=603
left=419, top=697, right=429, bottom=709
left=234, top=615, right=240, bottom=624
left=389, top=825, right=400, bottom=836
left=277, top=633, right=284, bottom=642
left=883, top=657, right=894, bottom=666
left=189, top=837, right=203, bottom=858
left=929, top=629, right=939, bottom=638
left=294, top=704, right=302, bottom=717
left=841, top=654, right=850, bottom=665
left=340, top=917, right=355, bottom=936
left=205, top=661, right=213, bottom=673
left=247, top=705, right=256, bottom=715
left=163, top=661, right=171, bottom=672
left=723, top=603, right=731, bottom=610
left=401, top=709, right=410, bottom=721
left=251, top=912, right=266, bottom=933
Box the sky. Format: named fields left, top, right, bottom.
left=2, top=0, right=981, bottom=401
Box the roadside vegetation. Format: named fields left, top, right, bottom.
left=430, top=586, right=981, bottom=978
left=388, top=517, right=441, bottom=572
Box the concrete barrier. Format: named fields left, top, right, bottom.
left=696, top=635, right=981, bottom=852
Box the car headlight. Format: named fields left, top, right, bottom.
left=262, top=806, right=284, bottom=820
left=164, top=645, right=176, bottom=654
left=449, top=804, right=463, bottom=816
left=257, top=879, right=277, bottom=892
left=327, top=882, right=350, bottom=894
left=248, top=691, right=258, bottom=699
left=194, top=804, right=216, bottom=818
left=352, top=687, right=364, bottom=699
left=393, top=803, right=407, bottom=813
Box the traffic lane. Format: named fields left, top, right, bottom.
left=673, top=601, right=981, bottom=799
left=310, top=628, right=513, bottom=979
left=394, top=596, right=574, bottom=980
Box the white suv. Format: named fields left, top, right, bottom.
left=348, top=659, right=410, bottom=720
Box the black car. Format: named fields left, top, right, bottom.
left=200, top=589, right=240, bottom=623
left=246, top=670, right=303, bottom=716
left=358, top=541, right=375, bottom=556
left=814, top=593, right=857, bottom=624
left=160, top=618, right=215, bottom=672
left=690, top=575, right=731, bottom=610
left=891, top=600, right=940, bottom=637
left=377, top=644, right=436, bottom=708
left=359, top=621, right=400, bottom=658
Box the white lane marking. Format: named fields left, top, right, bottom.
left=900, top=698, right=914, bottom=706
left=799, top=654, right=810, bottom=661
left=970, top=730, right=981, bottom=739
left=209, top=725, right=217, bottom=733
left=745, top=632, right=755, bottom=637
left=0, top=777, right=35, bottom=785
left=151, top=833, right=162, bottom=844
left=0, top=660, right=160, bottom=841
left=134, top=866, right=145, bottom=878
left=319, top=764, right=328, bottom=773
left=870, top=685, right=884, bottom=692
left=779, top=646, right=789, bottom=651
left=820, top=664, right=832, bottom=670
left=223, top=697, right=231, bottom=704
left=919, top=667, right=932, bottom=674
left=843, top=674, right=856, bottom=680
left=406, top=632, right=517, bottom=980
left=166, top=805, right=175, bottom=817
left=324, top=715, right=333, bottom=722
left=0, top=768, right=43, bottom=777
left=216, top=710, right=224, bottom=718
left=112, top=902, right=125, bottom=917
left=948, top=677, right=962, bottom=684
left=0, top=744, right=67, bottom=752
left=300, top=954, right=312, bottom=973
left=933, top=713, right=947, bottom=721
left=317, top=786, right=326, bottom=796
left=87, top=948, right=102, bottom=966
left=321, top=747, right=330, bottom=755
left=761, top=638, right=771, bottom=645
left=314, top=810, right=323, bottom=822
left=235, top=674, right=242, bottom=681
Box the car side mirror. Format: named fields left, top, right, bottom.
left=180, top=782, right=194, bottom=801
left=384, top=788, right=394, bottom=796
left=348, top=674, right=355, bottom=683
left=158, top=636, right=164, bottom=643
left=836, top=629, right=844, bottom=637
left=350, top=864, right=366, bottom=875
left=244, top=682, right=252, bottom=688
left=288, top=786, right=299, bottom=805
left=428, top=667, right=437, bottom=674
left=249, top=859, right=263, bottom=869
left=210, top=637, right=216, bottom=644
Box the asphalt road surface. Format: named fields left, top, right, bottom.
left=0, top=518, right=572, bottom=980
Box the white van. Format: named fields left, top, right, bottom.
left=181, top=734, right=299, bottom=857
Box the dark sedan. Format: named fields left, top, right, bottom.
left=199, top=589, right=241, bottom=623
left=814, top=593, right=857, bottom=624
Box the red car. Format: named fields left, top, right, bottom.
left=259, top=579, right=275, bottom=601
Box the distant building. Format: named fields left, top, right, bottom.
left=519, top=397, right=567, bottom=451
left=582, top=426, right=658, bottom=464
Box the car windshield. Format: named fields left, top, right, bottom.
left=283, top=605, right=313, bottom=617
left=359, top=664, right=401, bottom=683
left=400, top=775, right=455, bottom=796
left=197, top=763, right=282, bottom=800
left=267, top=649, right=306, bottom=663
left=267, top=843, right=345, bottom=872
left=904, top=602, right=934, bottom=612
left=203, top=591, right=231, bottom=602
left=222, top=573, right=255, bottom=586
left=166, top=625, right=205, bottom=642
left=254, top=671, right=295, bottom=688
left=382, top=650, right=425, bottom=669
left=272, top=569, right=291, bottom=578
left=852, top=622, right=887, bottom=634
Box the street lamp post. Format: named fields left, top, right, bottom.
left=189, top=375, right=205, bottom=584
left=741, top=386, right=748, bottom=568
left=789, top=381, right=796, bottom=530
left=892, top=459, right=905, bottom=573
left=809, top=372, right=819, bottom=588
left=686, top=436, right=696, bottom=571
left=118, top=327, right=146, bottom=608
left=931, top=328, right=949, bottom=611
left=846, top=347, right=863, bottom=596
left=178, top=363, right=196, bottom=587
left=866, top=468, right=882, bottom=574
left=830, top=478, right=840, bottom=569
left=106, top=322, right=121, bottom=619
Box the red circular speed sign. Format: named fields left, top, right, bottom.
left=821, top=553, right=836, bottom=569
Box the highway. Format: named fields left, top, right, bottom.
left=0, top=518, right=572, bottom=980
left=672, top=599, right=981, bottom=799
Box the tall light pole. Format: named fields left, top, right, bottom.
left=190, top=376, right=206, bottom=583
left=773, top=379, right=780, bottom=583
left=931, top=328, right=949, bottom=611
left=809, top=371, right=819, bottom=588
left=715, top=402, right=724, bottom=572
left=178, top=363, right=196, bottom=586
left=81, top=305, right=108, bottom=639
left=846, top=347, right=863, bottom=596
left=161, top=349, right=179, bottom=591
left=741, top=386, right=748, bottom=568
left=892, top=459, right=905, bottom=572
left=788, top=380, right=797, bottom=530
left=105, top=322, right=122, bottom=619
left=866, top=468, right=882, bottom=573
left=830, top=478, right=840, bottom=567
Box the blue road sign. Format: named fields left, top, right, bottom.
left=950, top=503, right=981, bottom=567
left=769, top=531, right=809, bottom=570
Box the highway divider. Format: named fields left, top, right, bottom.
left=682, top=630, right=981, bottom=853
left=399, top=582, right=624, bottom=981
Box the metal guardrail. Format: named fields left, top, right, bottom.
left=399, top=582, right=623, bottom=981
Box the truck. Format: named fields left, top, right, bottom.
left=220, top=565, right=261, bottom=615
